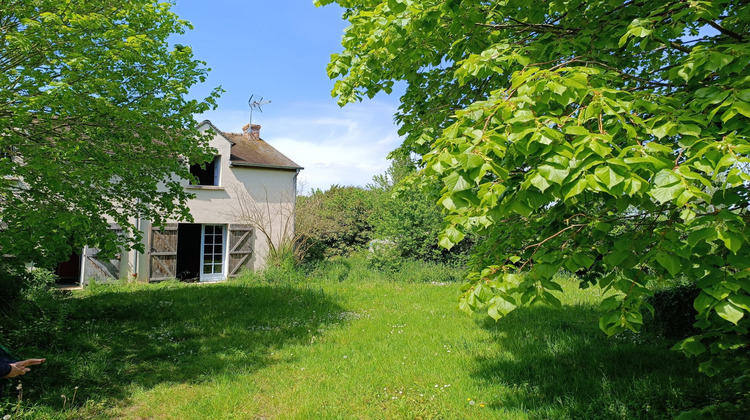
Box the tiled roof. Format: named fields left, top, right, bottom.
left=223, top=132, right=302, bottom=170
left=198, top=120, right=302, bottom=171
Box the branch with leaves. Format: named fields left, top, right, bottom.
left=318, top=0, right=750, bottom=405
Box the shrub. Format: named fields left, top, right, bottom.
left=366, top=240, right=402, bottom=272
left=645, top=282, right=701, bottom=340
left=297, top=186, right=378, bottom=261
left=369, top=158, right=475, bottom=266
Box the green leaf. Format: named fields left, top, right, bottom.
left=655, top=251, right=681, bottom=276
left=529, top=173, right=551, bottom=192
left=653, top=169, right=680, bottom=186
left=488, top=296, right=517, bottom=319
left=594, top=166, right=624, bottom=189
left=671, top=336, right=706, bottom=356
left=538, top=164, right=569, bottom=184
left=728, top=293, right=750, bottom=312
left=693, top=292, right=714, bottom=313
left=444, top=225, right=465, bottom=245
left=565, top=125, right=590, bottom=136
left=651, top=184, right=685, bottom=204
left=603, top=249, right=629, bottom=267
left=651, top=122, right=675, bottom=139
left=388, top=0, right=407, bottom=13
left=572, top=253, right=595, bottom=269
left=717, top=229, right=743, bottom=253
left=714, top=301, right=744, bottom=325
left=562, top=178, right=587, bottom=200
left=688, top=227, right=717, bottom=247
left=732, top=100, right=750, bottom=118
left=444, top=172, right=472, bottom=192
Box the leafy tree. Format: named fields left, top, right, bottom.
left=0, top=0, right=219, bottom=267
left=297, top=185, right=377, bottom=260
left=370, top=154, right=472, bottom=263
left=318, top=0, right=750, bottom=385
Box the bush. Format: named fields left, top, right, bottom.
left=645, top=281, right=701, bottom=340
left=366, top=240, right=402, bottom=272
left=0, top=267, right=69, bottom=355
left=369, top=160, right=475, bottom=266
left=297, top=186, right=378, bottom=262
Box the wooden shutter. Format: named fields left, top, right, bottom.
left=82, top=224, right=123, bottom=282
left=228, top=224, right=254, bottom=277
left=150, top=224, right=178, bottom=281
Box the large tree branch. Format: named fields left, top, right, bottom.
left=476, top=20, right=580, bottom=35
left=699, top=17, right=747, bottom=42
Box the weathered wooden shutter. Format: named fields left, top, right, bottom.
left=82, top=224, right=123, bottom=283
left=228, top=224, right=254, bottom=277
left=150, top=223, right=178, bottom=281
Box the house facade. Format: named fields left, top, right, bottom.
left=71, top=120, right=302, bottom=285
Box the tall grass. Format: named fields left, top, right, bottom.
left=1, top=260, right=729, bottom=419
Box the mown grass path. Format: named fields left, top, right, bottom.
left=4, top=275, right=720, bottom=419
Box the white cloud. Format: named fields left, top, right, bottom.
left=198, top=100, right=403, bottom=193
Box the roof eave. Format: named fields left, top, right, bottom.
left=230, top=161, right=304, bottom=171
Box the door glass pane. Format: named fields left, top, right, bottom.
left=201, top=225, right=225, bottom=280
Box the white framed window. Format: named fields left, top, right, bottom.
left=189, top=155, right=221, bottom=186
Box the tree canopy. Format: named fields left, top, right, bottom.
left=318, top=0, right=750, bottom=379
left=0, top=0, right=219, bottom=265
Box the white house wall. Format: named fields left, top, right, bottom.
left=129, top=125, right=298, bottom=279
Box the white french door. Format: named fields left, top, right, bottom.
left=200, top=224, right=226, bottom=282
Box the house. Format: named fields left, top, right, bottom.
left=63, top=120, right=302, bottom=285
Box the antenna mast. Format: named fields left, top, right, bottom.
left=248, top=94, right=272, bottom=126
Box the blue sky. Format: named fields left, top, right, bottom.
left=170, top=0, right=404, bottom=193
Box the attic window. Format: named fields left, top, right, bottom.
left=190, top=155, right=220, bottom=186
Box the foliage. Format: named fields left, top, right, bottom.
left=370, top=154, right=473, bottom=265
left=0, top=0, right=220, bottom=267
left=645, top=281, right=702, bottom=340
left=296, top=185, right=377, bottom=261
left=318, top=0, right=750, bottom=391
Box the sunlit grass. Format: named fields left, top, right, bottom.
left=2, top=260, right=723, bottom=419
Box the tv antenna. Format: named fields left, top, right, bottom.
left=248, top=94, right=271, bottom=125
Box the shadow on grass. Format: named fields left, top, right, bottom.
left=472, top=303, right=722, bottom=419
left=9, top=281, right=345, bottom=409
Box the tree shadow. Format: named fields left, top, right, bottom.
left=472, top=304, right=722, bottom=419
left=10, top=282, right=345, bottom=409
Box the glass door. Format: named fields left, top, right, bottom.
left=200, top=224, right=226, bottom=281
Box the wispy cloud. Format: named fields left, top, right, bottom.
left=198, top=100, right=403, bottom=193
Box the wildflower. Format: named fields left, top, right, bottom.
left=4, top=415, right=11, bottom=420
left=469, top=400, right=476, bottom=406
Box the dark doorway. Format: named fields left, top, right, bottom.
left=55, top=253, right=81, bottom=285
left=176, top=223, right=202, bottom=281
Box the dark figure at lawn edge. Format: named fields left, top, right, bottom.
left=1, top=345, right=45, bottom=397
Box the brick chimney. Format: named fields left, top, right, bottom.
left=242, top=123, right=261, bottom=140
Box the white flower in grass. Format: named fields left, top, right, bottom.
left=4, top=415, right=12, bottom=420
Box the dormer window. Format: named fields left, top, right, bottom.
left=190, top=155, right=220, bottom=186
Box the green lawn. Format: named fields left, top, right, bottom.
left=1, top=261, right=723, bottom=419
